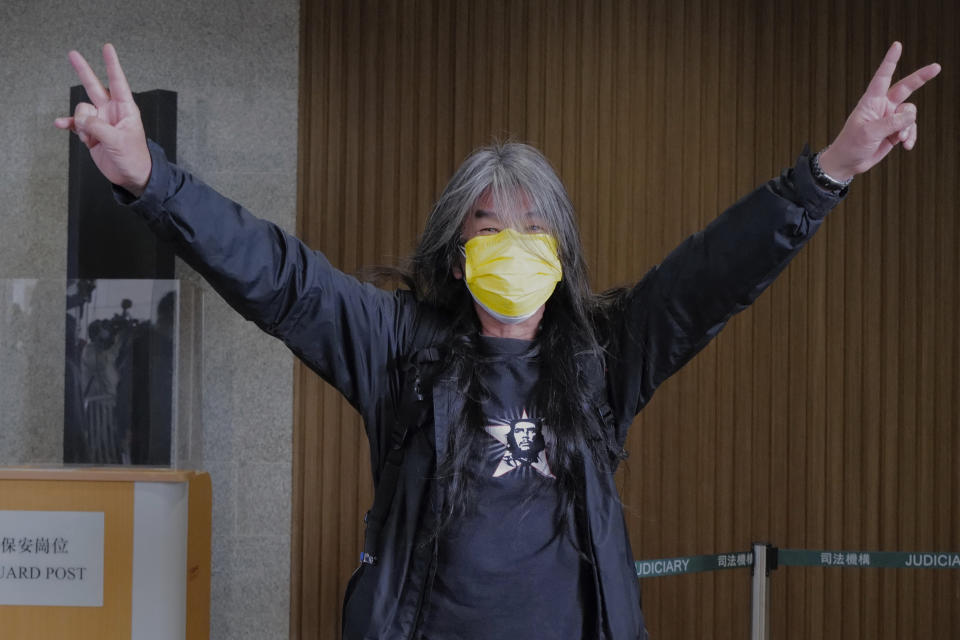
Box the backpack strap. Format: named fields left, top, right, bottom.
left=360, top=346, right=443, bottom=566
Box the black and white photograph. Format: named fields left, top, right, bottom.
left=64, top=279, right=177, bottom=466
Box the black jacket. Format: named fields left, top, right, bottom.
left=127, top=142, right=842, bottom=639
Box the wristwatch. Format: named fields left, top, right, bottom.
left=810, top=149, right=853, bottom=194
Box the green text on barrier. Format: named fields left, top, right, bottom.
left=778, top=550, right=960, bottom=569
left=635, top=549, right=960, bottom=578
left=635, top=551, right=753, bottom=578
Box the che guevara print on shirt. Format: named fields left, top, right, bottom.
left=483, top=409, right=555, bottom=479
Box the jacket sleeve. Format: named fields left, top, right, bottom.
left=121, top=141, right=409, bottom=417
left=604, top=146, right=844, bottom=439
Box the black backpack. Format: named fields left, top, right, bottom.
left=359, top=345, right=445, bottom=567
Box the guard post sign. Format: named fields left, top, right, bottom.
left=0, top=511, right=105, bottom=607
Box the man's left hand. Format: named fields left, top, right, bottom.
left=818, top=42, right=940, bottom=181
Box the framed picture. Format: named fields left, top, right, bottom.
left=64, top=279, right=178, bottom=465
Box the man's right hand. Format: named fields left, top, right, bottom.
left=54, top=44, right=152, bottom=197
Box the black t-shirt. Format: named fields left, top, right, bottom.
left=419, top=336, right=590, bottom=639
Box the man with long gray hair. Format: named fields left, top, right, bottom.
left=57, top=43, right=938, bottom=639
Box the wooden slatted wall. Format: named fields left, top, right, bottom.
left=292, top=1, right=958, bottom=637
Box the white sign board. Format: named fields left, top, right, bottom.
left=0, top=511, right=104, bottom=607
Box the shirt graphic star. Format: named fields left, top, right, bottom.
left=484, top=409, right=555, bottom=479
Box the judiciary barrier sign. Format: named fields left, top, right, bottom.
left=635, top=550, right=753, bottom=578
left=635, top=547, right=960, bottom=577
left=634, top=544, right=960, bottom=640
left=778, top=549, right=960, bottom=569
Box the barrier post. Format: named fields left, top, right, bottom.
left=750, top=543, right=776, bottom=640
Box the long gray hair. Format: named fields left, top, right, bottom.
left=407, top=142, right=623, bottom=543
left=410, top=141, right=596, bottom=336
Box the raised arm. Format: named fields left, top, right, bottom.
left=54, top=45, right=427, bottom=417
left=603, top=43, right=940, bottom=437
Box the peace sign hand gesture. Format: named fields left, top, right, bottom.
left=818, top=42, right=941, bottom=182
left=54, top=44, right=152, bottom=197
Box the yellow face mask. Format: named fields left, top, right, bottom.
left=463, top=228, right=563, bottom=324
